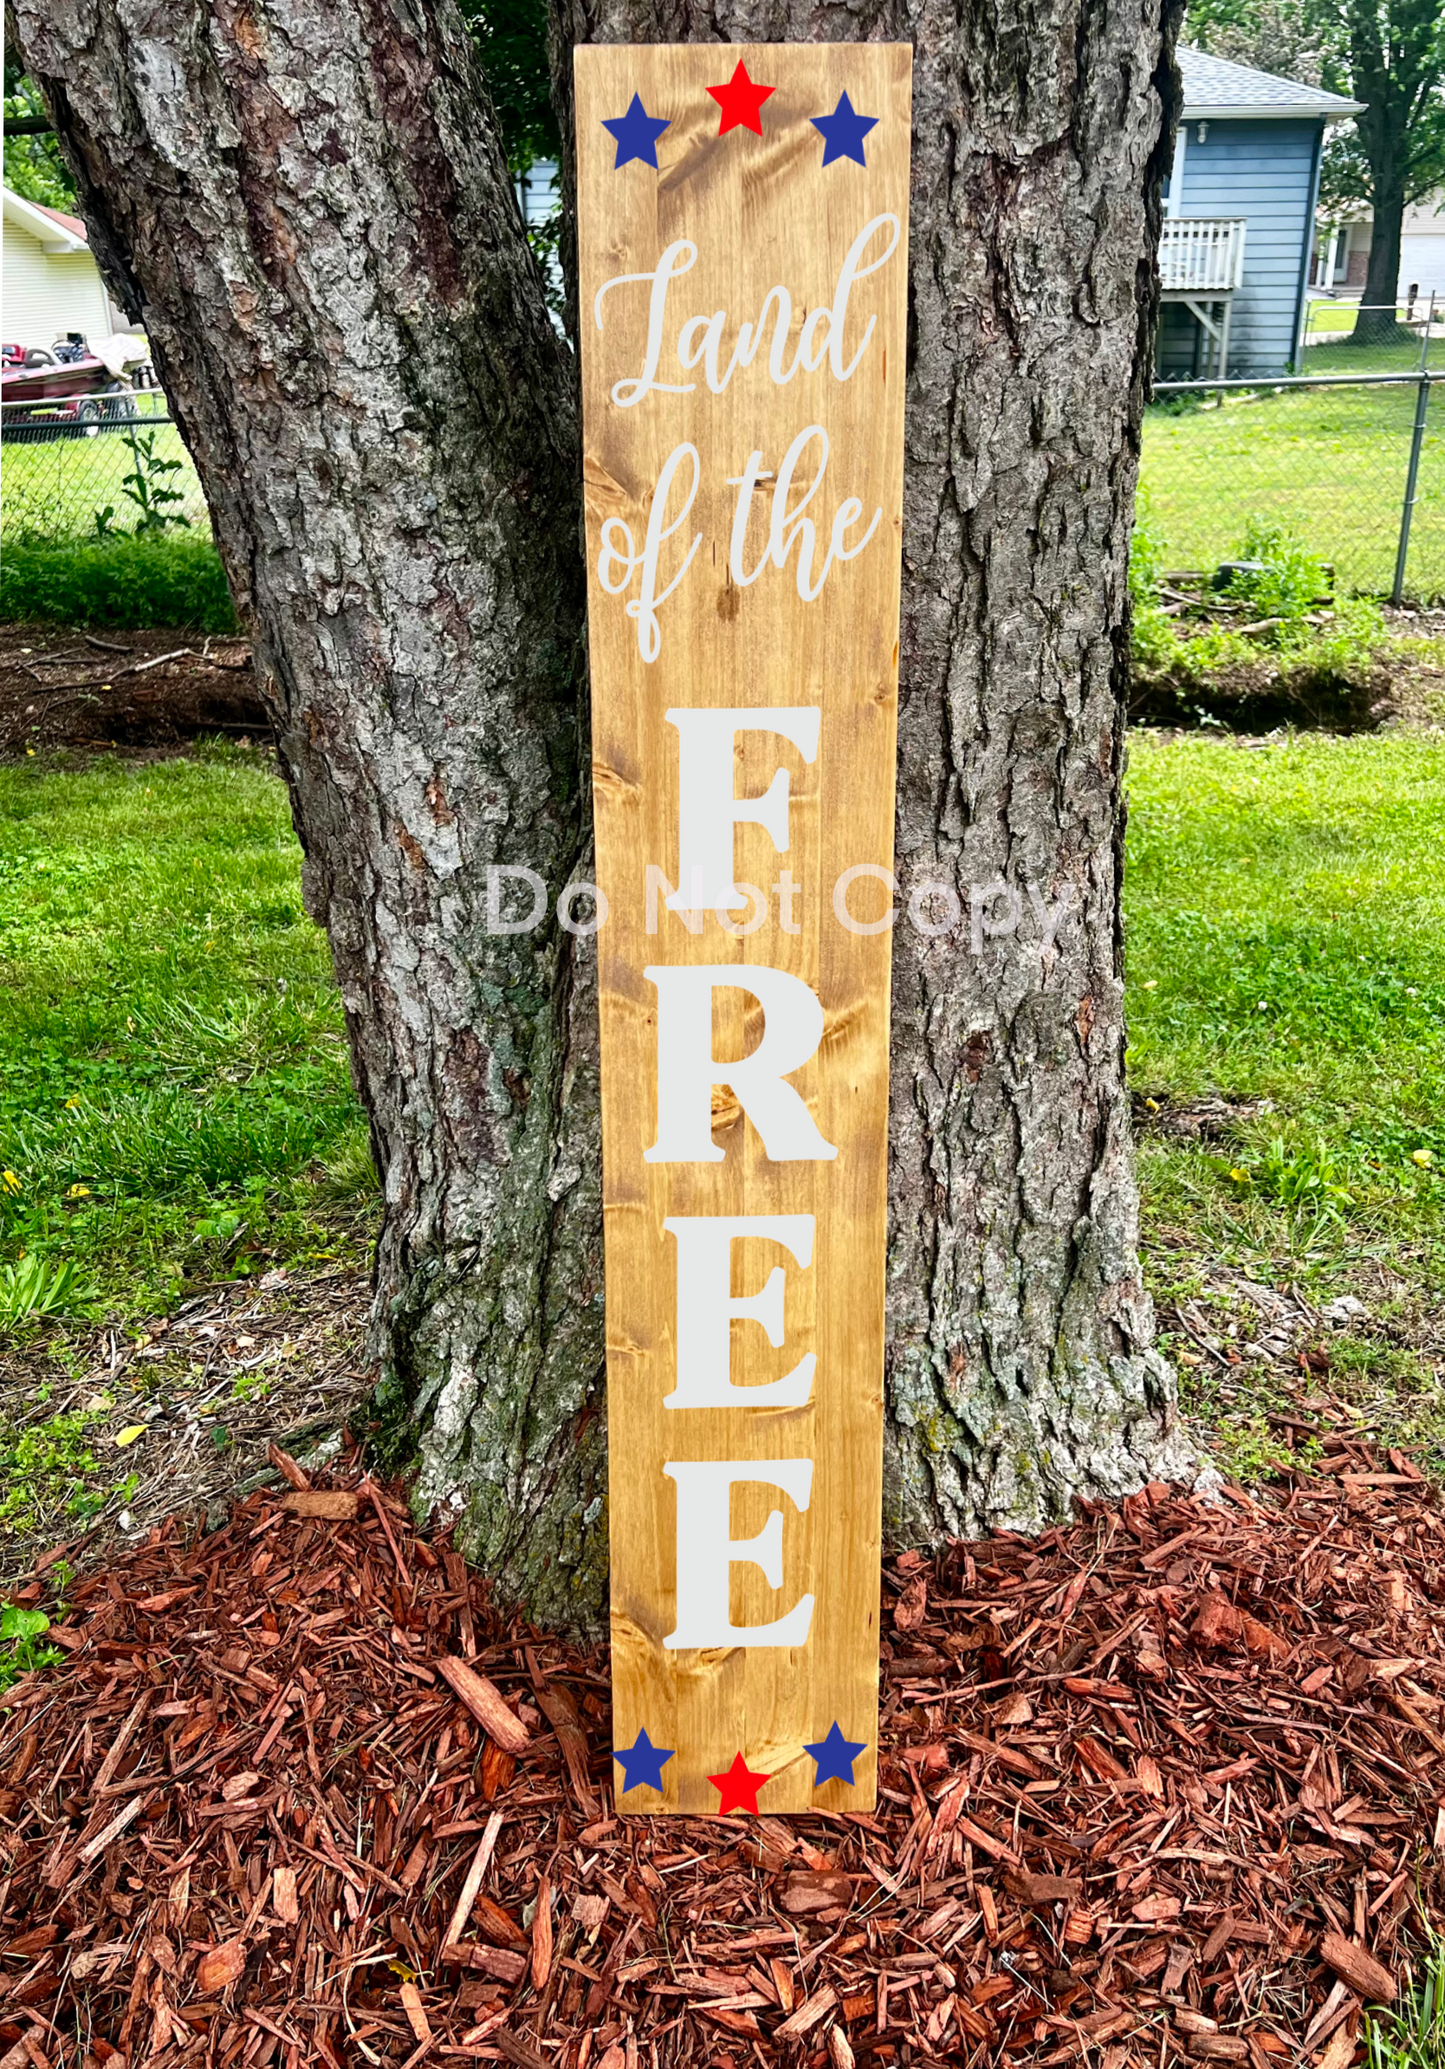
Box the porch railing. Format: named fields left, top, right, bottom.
left=1160, top=217, right=1248, bottom=294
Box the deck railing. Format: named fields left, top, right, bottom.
left=1159, top=217, right=1248, bottom=294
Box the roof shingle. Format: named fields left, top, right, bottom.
left=1178, top=45, right=1361, bottom=117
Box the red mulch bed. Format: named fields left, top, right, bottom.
left=2, top=1430, right=1443, bottom=2069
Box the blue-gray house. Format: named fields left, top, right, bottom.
left=1158, top=48, right=1361, bottom=378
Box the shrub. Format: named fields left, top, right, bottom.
left=1127, top=510, right=1390, bottom=714
left=1224, top=518, right=1330, bottom=633
left=0, top=1603, right=62, bottom=1695
left=0, top=534, right=236, bottom=632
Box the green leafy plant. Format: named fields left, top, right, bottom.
left=0, top=1411, right=103, bottom=1530
left=0, top=1603, right=62, bottom=1696
left=1223, top=518, right=1330, bottom=634
left=1208, top=1411, right=1299, bottom=1484
left=0, top=1252, right=96, bottom=1327
left=193, top=1176, right=271, bottom=1272
left=112, top=427, right=192, bottom=535
left=1366, top=1937, right=1445, bottom=2067
left=1252, top=1133, right=1353, bottom=1211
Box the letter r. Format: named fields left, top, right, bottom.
left=644, top=965, right=837, bottom=1163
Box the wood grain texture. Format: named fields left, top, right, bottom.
left=576, top=41, right=910, bottom=1813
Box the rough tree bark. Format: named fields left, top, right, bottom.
left=13, top=0, right=1196, bottom=1631
left=11, top=0, right=610, bottom=1624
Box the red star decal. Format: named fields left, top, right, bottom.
left=707, top=60, right=774, bottom=137
left=709, top=1751, right=771, bottom=1815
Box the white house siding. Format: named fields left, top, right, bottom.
left=519, top=160, right=560, bottom=226
left=1158, top=117, right=1320, bottom=376
left=1316, top=200, right=1445, bottom=301
left=1401, top=238, right=1445, bottom=297
left=1, top=216, right=112, bottom=349
left=1400, top=200, right=1445, bottom=298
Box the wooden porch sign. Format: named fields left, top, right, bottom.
left=576, top=42, right=911, bottom=1815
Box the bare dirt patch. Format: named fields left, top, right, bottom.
left=1129, top=608, right=1445, bottom=735
left=0, top=1268, right=371, bottom=1587
left=0, top=622, right=270, bottom=755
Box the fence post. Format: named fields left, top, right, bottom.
left=1392, top=372, right=1432, bottom=606
left=1421, top=291, right=1436, bottom=372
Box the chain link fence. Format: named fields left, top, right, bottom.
left=3, top=356, right=1442, bottom=603
left=1142, top=310, right=1443, bottom=601
left=1, top=391, right=209, bottom=542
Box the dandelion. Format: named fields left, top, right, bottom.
left=1228, top=1167, right=1251, bottom=1184
left=64, top=1095, right=81, bottom=1109
left=1, top=1170, right=19, bottom=1194
left=1410, top=1148, right=1433, bottom=1168
left=67, top=1184, right=92, bottom=1199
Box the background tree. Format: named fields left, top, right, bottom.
left=8, top=0, right=1196, bottom=1631
left=1183, top=0, right=1326, bottom=84
left=1188, top=0, right=1445, bottom=344
left=1319, top=0, right=1445, bottom=338
left=3, top=59, right=75, bottom=209
left=461, top=0, right=561, bottom=175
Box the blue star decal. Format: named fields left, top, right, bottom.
left=811, top=91, right=878, bottom=169
left=603, top=93, right=671, bottom=171
left=804, top=1721, right=867, bottom=1788
left=614, top=1727, right=674, bottom=1794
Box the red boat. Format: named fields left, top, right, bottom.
left=1, top=346, right=145, bottom=439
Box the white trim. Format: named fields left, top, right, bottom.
left=1180, top=100, right=1363, bottom=123
left=1, top=185, right=87, bottom=254
left=1166, top=125, right=1187, bottom=219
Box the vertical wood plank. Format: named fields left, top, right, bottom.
left=576, top=41, right=911, bottom=1815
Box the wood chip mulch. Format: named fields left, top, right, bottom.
left=3, top=1433, right=1443, bottom=2069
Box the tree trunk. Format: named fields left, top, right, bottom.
left=1353, top=174, right=1405, bottom=341
left=554, top=0, right=1198, bottom=1543
left=1345, top=5, right=1412, bottom=348
left=10, top=0, right=610, bottom=1626
left=13, top=0, right=1196, bottom=1634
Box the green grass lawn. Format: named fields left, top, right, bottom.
left=1128, top=728, right=1445, bottom=1237
left=1141, top=378, right=1444, bottom=596
left=0, top=747, right=369, bottom=1322
left=1299, top=294, right=1442, bottom=353
left=1, top=413, right=208, bottom=542
left=4, top=733, right=1444, bottom=1401
left=1126, top=727, right=1445, bottom=1465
